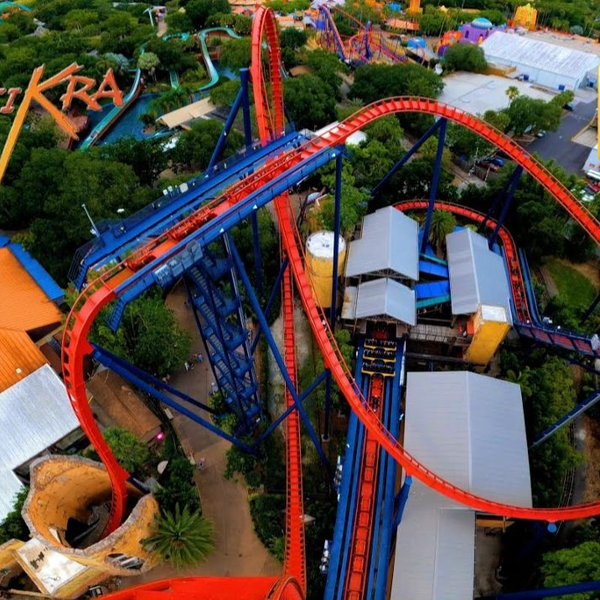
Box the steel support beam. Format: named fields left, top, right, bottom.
left=371, top=118, right=443, bottom=197
left=489, top=166, right=523, bottom=249
left=240, top=68, right=252, bottom=147
left=486, top=580, right=600, bottom=599
left=92, top=346, right=254, bottom=453
left=253, top=369, right=329, bottom=447
left=421, top=118, right=447, bottom=254
left=250, top=258, right=289, bottom=354
left=393, top=475, right=413, bottom=529
left=228, top=233, right=332, bottom=473
left=206, top=73, right=249, bottom=174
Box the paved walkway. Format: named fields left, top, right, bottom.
left=121, top=284, right=280, bottom=587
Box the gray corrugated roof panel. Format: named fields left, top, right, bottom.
left=0, top=364, right=80, bottom=520
left=405, top=371, right=532, bottom=507
left=354, top=278, right=416, bottom=325
left=391, top=480, right=475, bottom=600
left=345, top=207, right=419, bottom=280
left=481, top=31, right=600, bottom=80
left=446, top=228, right=512, bottom=323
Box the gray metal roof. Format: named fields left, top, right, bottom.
left=481, top=31, right=600, bottom=80
left=0, top=364, right=79, bottom=520
left=404, top=371, right=532, bottom=507
left=391, top=480, right=475, bottom=600
left=446, top=228, right=512, bottom=322
left=345, top=207, right=419, bottom=280
left=353, top=278, right=416, bottom=325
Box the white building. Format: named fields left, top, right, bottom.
left=390, top=371, right=532, bottom=600
left=481, top=31, right=600, bottom=89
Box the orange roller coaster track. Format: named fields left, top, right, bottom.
left=62, top=7, right=600, bottom=599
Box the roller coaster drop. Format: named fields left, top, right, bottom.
left=62, top=7, right=600, bottom=598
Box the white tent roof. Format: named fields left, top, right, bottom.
left=351, top=278, right=416, bottom=325
left=404, top=371, right=532, bottom=506
left=481, top=31, right=600, bottom=80
left=391, top=481, right=475, bottom=600
left=0, top=364, right=79, bottom=520
left=446, top=228, right=512, bottom=322
left=345, top=207, right=419, bottom=280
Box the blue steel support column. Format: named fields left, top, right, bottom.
left=92, top=346, right=254, bottom=453
left=372, top=118, right=443, bottom=197
left=489, top=166, right=523, bottom=249
left=393, top=475, right=413, bottom=529
left=250, top=258, right=289, bottom=354
left=253, top=369, right=329, bottom=447
left=582, top=291, right=600, bottom=323
left=421, top=118, right=447, bottom=254
left=205, top=79, right=248, bottom=174
left=489, top=580, right=600, bottom=599
left=240, top=68, right=252, bottom=147
left=228, top=233, right=333, bottom=473
left=324, top=152, right=344, bottom=442
left=183, top=277, right=222, bottom=401
left=252, top=211, right=263, bottom=296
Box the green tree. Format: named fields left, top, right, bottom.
left=185, top=0, right=230, bottom=29
left=84, top=427, right=150, bottom=474
left=146, top=37, right=197, bottom=72
left=306, top=49, right=347, bottom=100
left=209, top=79, right=241, bottom=106
left=219, top=37, right=251, bottom=73
left=506, top=96, right=563, bottom=135
left=350, top=139, right=394, bottom=188
left=505, top=85, right=520, bottom=104
left=0, top=488, right=29, bottom=545
left=101, top=138, right=168, bottom=186
left=155, top=456, right=201, bottom=513
left=363, top=115, right=404, bottom=159
left=284, top=74, right=337, bottom=130
left=280, top=27, right=307, bottom=50
left=166, top=11, right=193, bottom=33
left=350, top=63, right=444, bottom=105
left=144, top=504, right=214, bottom=570
left=483, top=109, right=510, bottom=132
left=173, top=119, right=244, bottom=170
left=542, top=541, right=600, bottom=597
left=91, top=291, right=192, bottom=378
left=428, top=210, right=456, bottom=254
left=442, top=43, right=488, bottom=72
left=138, top=51, right=160, bottom=71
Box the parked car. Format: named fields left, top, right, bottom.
left=489, top=157, right=505, bottom=167
left=536, top=130, right=546, bottom=138
left=564, top=102, right=575, bottom=111
left=478, top=160, right=500, bottom=172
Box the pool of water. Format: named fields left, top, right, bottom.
left=76, top=93, right=160, bottom=148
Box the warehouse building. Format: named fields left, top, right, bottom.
left=481, top=31, right=600, bottom=89
left=391, top=371, right=532, bottom=599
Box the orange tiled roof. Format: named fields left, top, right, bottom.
left=0, top=329, right=48, bottom=392
left=0, top=248, right=62, bottom=333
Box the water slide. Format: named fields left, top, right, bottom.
left=79, top=68, right=143, bottom=150
left=62, top=9, right=600, bottom=599
left=197, top=27, right=241, bottom=92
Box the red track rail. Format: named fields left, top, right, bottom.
left=344, top=375, right=384, bottom=599
left=280, top=224, right=307, bottom=592
left=396, top=200, right=531, bottom=323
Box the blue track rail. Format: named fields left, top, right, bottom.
left=70, top=131, right=304, bottom=289
left=324, top=343, right=367, bottom=600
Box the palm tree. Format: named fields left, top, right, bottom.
left=143, top=504, right=214, bottom=570
left=428, top=210, right=456, bottom=255
left=505, top=85, right=520, bottom=104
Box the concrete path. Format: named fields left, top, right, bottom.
left=121, top=284, right=280, bottom=587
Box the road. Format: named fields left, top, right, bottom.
left=528, top=97, right=596, bottom=175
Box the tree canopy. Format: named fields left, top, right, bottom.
left=284, top=74, right=337, bottom=130
left=350, top=63, right=444, bottom=104
left=442, top=43, right=488, bottom=72
left=84, top=427, right=151, bottom=474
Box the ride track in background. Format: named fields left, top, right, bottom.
left=61, top=6, right=600, bottom=598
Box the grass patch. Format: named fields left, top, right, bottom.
left=545, top=259, right=596, bottom=309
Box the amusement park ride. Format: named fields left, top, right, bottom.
left=54, top=5, right=600, bottom=599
